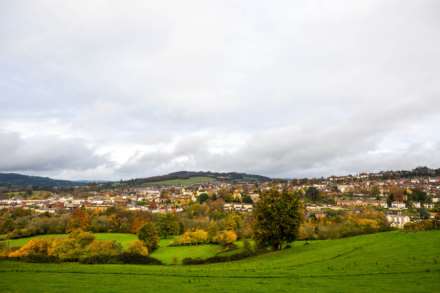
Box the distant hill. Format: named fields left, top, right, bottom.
left=124, top=171, right=271, bottom=186
left=0, top=173, right=82, bottom=188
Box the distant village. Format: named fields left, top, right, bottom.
left=1, top=167, right=439, bottom=229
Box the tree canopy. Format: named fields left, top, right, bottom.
left=253, top=189, right=304, bottom=250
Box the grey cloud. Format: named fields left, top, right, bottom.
left=0, top=130, right=111, bottom=174
left=1, top=1, right=439, bottom=179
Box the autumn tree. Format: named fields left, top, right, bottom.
left=126, top=240, right=149, bottom=256
left=86, top=240, right=122, bottom=258
left=214, top=230, right=237, bottom=246
left=68, top=208, right=91, bottom=231
left=253, top=189, right=304, bottom=250
left=9, top=239, right=50, bottom=258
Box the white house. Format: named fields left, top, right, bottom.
left=391, top=202, right=406, bottom=209
left=386, top=214, right=411, bottom=228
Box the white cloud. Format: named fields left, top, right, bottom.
left=0, top=0, right=439, bottom=179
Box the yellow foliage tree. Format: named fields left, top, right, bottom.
left=126, top=240, right=149, bottom=256
left=214, top=230, right=237, bottom=246
left=9, top=239, right=50, bottom=258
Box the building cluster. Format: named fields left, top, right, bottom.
left=1, top=171, right=439, bottom=229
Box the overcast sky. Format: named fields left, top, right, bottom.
left=1, top=0, right=439, bottom=180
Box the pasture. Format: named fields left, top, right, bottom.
left=1, top=230, right=439, bottom=292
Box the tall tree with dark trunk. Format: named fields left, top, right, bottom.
left=253, top=189, right=304, bottom=250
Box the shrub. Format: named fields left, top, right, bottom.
left=182, top=250, right=256, bottom=265
left=79, top=255, right=120, bottom=264
left=119, top=253, right=162, bottom=265
left=404, top=219, right=440, bottom=231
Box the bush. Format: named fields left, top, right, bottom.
left=119, top=253, right=162, bottom=265
left=19, top=254, right=59, bottom=263
left=404, top=219, right=440, bottom=231
left=79, top=255, right=121, bottom=264
left=182, top=250, right=255, bottom=265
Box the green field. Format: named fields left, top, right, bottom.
left=152, top=238, right=224, bottom=264
left=144, top=176, right=216, bottom=186
left=1, top=231, right=439, bottom=292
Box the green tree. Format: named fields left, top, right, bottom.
left=197, top=193, right=209, bottom=204
left=419, top=208, right=431, bottom=220
left=305, top=187, right=320, bottom=202
left=137, top=222, right=159, bottom=251
left=253, top=189, right=304, bottom=250
left=156, top=214, right=180, bottom=238
left=242, top=194, right=253, bottom=204
left=370, top=185, right=381, bottom=200
left=411, top=189, right=429, bottom=204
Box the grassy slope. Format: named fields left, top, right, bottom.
left=143, top=176, right=215, bottom=186
left=1, top=231, right=439, bottom=292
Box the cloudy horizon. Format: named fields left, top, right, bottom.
left=1, top=0, right=440, bottom=180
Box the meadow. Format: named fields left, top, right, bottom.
left=1, top=230, right=439, bottom=292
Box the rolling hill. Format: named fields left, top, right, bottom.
left=0, top=173, right=83, bottom=188
left=123, top=171, right=272, bottom=186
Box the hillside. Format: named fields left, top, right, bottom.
left=124, top=171, right=271, bottom=186
left=1, top=231, right=439, bottom=292
left=0, top=173, right=82, bottom=188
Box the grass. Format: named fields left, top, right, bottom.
left=0, top=230, right=439, bottom=292
left=144, top=176, right=216, bottom=186
left=151, top=238, right=223, bottom=264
